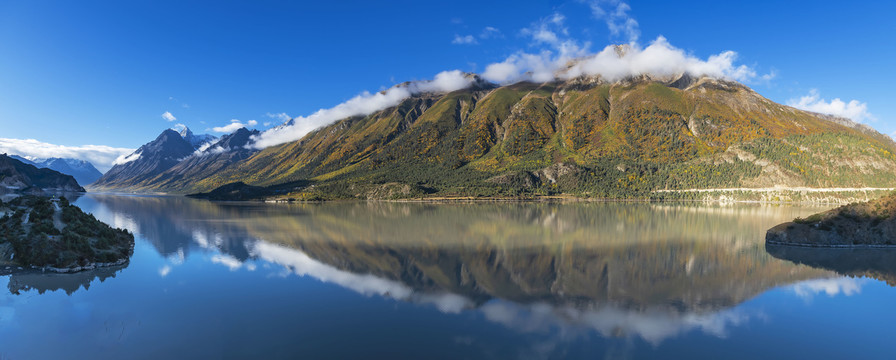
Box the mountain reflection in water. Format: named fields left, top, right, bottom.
left=17, top=195, right=838, bottom=344
left=767, top=243, right=896, bottom=286
left=7, top=265, right=127, bottom=295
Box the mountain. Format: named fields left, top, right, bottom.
left=8, top=155, right=36, bottom=166
left=90, top=128, right=259, bottom=192
left=179, top=126, right=217, bottom=150
left=9, top=156, right=103, bottom=185
left=92, top=73, right=896, bottom=199
left=197, top=75, right=896, bottom=199
left=0, top=154, right=85, bottom=192
left=91, top=129, right=195, bottom=189
left=90, top=127, right=228, bottom=191
left=135, top=128, right=261, bottom=192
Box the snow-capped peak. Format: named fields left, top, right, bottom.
left=177, top=126, right=218, bottom=150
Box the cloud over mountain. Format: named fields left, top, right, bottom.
left=483, top=9, right=759, bottom=85
left=0, top=138, right=134, bottom=172
left=250, top=0, right=766, bottom=149
left=213, top=119, right=258, bottom=133
left=787, top=89, right=875, bottom=123
left=251, top=70, right=474, bottom=148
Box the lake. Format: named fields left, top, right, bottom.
left=1, top=194, right=895, bottom=359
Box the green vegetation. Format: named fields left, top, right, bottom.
left=767, top=191, right=896, bottom=246
left=99, top=77, right=896, bottom=201
left=0, top=196, right=133, bottom=269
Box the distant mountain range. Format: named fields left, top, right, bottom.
left=0, top=154, right=85, bottom=192
left=92, top=127, right=212, bottom=189
left=92, top=126, right=264, bottom=191
left=9, top=155, right=103, bottom=185
left=88, top=73, right=896, bottom=200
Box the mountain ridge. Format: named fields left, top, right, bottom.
left=89, top=75, right=896, bottom=200
left=10, top=155, right=103, bottom=185
left=0, top=154, right=85, bottom=192
left=179, top=126, right=217, bottom=150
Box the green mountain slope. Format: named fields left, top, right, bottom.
left=183, top=75, right=896, bottom=199
left=92, top=75, right=896, bottom=199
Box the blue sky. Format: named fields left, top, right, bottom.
left=1, top=0, right=894, bottom=170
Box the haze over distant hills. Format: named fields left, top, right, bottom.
left=10, top=155, right=103, bottom=185
left=88, top=70, right=896, bottom=200
left=0, top=154, right=85, bottom=192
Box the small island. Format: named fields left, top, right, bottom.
left=0, top=195, right=134, bottom=273
left=766, top=191, right=896, bottom=247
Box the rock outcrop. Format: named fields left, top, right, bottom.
left=766, top=192, right=896, bottom=247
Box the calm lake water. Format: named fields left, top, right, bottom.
left=1, top=194, right=895, bottom=359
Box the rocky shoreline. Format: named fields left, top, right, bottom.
left=765, top=191, right=896, bottom=247
left=2, top=257, right=129, bottom=275
left=0, top=195, right=134, bottom=272
left=765, top=240, right=896, bottom=248
left=37, top=257, right=130, bottom=274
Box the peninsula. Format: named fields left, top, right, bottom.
left=766, top=191, right=896, bottom=247
left=0, top=196, right=134, bottom=273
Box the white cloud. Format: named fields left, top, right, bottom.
left=158, top=265, right=172, bottom=277
left=193, top=141, right=221, bottom=155
left=589, top=0, right=640, bottom=44
left=251, top=241, right=415, bottom=298
left=211, top=254, right=243, bottom=271
left=452, top=34, right=477, bottom=45
left=212, top=119, right=258, bottom=133
left=161, top=111, right=177, bottom=122
left=787, top=89, right=875, bottom=123
left=265, top=112, right=291, bottom=122
left=480, top=26, right=503, bottom=39
left=791, top=277, right=864, bottom=299
left=112, top=151, right=141, bottom=166
left=480, top=300, right=752, bottom=346
left=251, top=70, right=473, bottom=148
left=570, top=37, right=757, bottom=82
left=482, top=1, right=763, bottom=85
left=520, top=13, right=570, bottom=47
left=483, top=35, right=759, bottom=85
left=249, top=2, right=765, bottom=151
left=249, top=240, right=474, bottom=313
left=0, top=138, right=135, bottom=172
